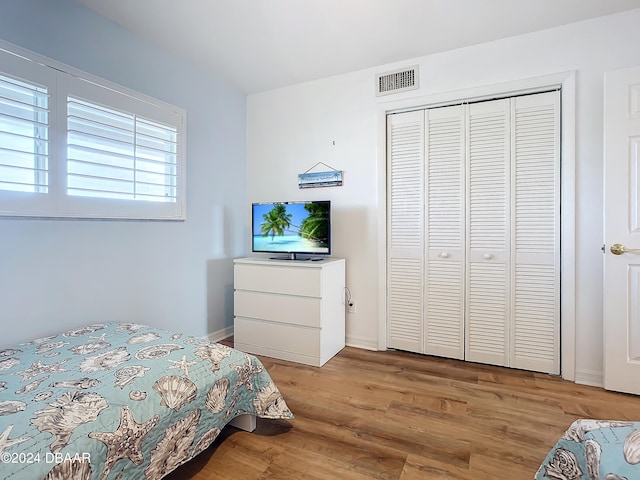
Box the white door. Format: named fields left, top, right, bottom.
left=464, top=92, right=560, bottom=373
left=509, top=92, right=561, bottom=375
left=465, top=98, right=511, bottom=366
left=387, top=110, right=425, bottom=353
left=386, top=107, right=466, bottom=358
left=604, top=65, right=640, bottom=394
left=424, top=105, right=465, bottom=359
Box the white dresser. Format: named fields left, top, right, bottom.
left=233, top=257, right=346, bottom=367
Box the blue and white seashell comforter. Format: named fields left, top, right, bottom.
left=0, top=322, right=293, bottom=480
left=535, top=419, right=640, bottom=480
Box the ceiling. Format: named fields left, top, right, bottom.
left=73, top=0, right=640, bottom=94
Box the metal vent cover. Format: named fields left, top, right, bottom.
left=376, top=66, right=419, bottom=96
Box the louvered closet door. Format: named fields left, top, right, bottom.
left=424, top=106, right=465, bottom=359
left=510, top=91, right=560, bottom=374
left=386, top=91, right=559, bottom=374
left=465, top=99, right=511, bottom=366
left=387, top=110, right=425, bottom=353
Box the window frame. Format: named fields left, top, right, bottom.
left=0, top=41, right=187, bottom=220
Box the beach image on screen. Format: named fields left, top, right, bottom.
left=253, top=202, right=329, bottom=253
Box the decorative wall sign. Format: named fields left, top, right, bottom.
left=298, top=162, right=343, bottom=189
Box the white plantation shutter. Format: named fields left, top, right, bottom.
left=0, top=42, right=185, bottom=220
left=0, top=74, right=49, bottom=194
left=67, top=98, right=177, bottom=202
left=425, top=106, right=465, bottom=359
left=387, top=110, right=424, bottom=352
left=465, top=99, right=510, bottom=366
left=0, top=47, right=58, bottom=216
left=57, top=72, right=185, bottom=219
left=510, top=91, right=560, bottom=374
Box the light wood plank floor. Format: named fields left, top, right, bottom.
left=166, top=345, right=640, bottom=479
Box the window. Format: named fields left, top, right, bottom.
left=0, top=43, right=186, bottom=220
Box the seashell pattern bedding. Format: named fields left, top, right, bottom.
left=0, top=322, right=293, bottom=480
left=535, top=419, right=640, bottom=480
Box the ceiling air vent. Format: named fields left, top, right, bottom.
left=376, top=65, right=419, bottom=96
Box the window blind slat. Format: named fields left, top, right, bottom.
left=0, top=76, right=48, bottom=107
left=68, top=161, right=176, bottom=185
left=68, top=99, right=133, bottom=130
left=68, top=117, right=134, bottom=144
left=68, top=145, right=133, bottom=168
left=0, top=102, right=48, bottom=125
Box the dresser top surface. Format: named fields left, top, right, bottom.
left=234, top=256, right=345, bottom=268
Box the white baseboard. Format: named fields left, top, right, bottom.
left=206, top=326, right=234, bottom=343
left=574, top=369, right=603, bottom=388
left=218, top=329, right=599, bottom=389
left=345, top=334, right=379, bottom=351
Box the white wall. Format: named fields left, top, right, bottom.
left=247, top=9, right=640, bottom=383
left=0, top=0, right=247, bottom=346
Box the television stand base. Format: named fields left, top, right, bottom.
left=269, top=253, right=311, bottom=261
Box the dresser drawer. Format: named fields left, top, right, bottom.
left=234, top=263, right=321, bottom=297
left=234, top=290, right=321, bottom=327
left=234, top=317, right=320, bottom=358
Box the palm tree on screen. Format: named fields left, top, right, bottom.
left=299, top=202, right=329, bottom=246
left=260, top=204, right=293, bottom=241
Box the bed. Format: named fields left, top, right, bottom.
left=535, top=419, right=640, bottom=480
left=0, top=322, right=293, bottom=480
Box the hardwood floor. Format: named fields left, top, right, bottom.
left=166, top=345, right=640, bottom=479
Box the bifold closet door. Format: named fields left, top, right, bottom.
left=509, top=92, right=560, bottom=374
left=424, top=105, right=465, bottom=359
left=463, top=92, right=560, bottom=372
left=387, top=110, right=425, bottom=353
left=387, top=106, right=465, bottom=359
left=464, top=92, right=560, bottom=373
left=465, top=99, right=511, bottom=366
left=387, top=91, right=559, bottom=375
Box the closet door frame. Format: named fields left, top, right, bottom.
left=377, top=71, right=576, bottom=381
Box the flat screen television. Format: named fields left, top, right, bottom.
left=251, top=201, right=331, bottom=260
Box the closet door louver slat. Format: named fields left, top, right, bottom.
left=387, top=111, right=424, bottom=353
left=425, top=106, right=465, bottom=359
left=465, top=100, right=510, bottom=366
left=511, top=92, right=560, bottom=374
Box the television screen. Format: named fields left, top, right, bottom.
left=252, top=201, right=331, bottom=258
